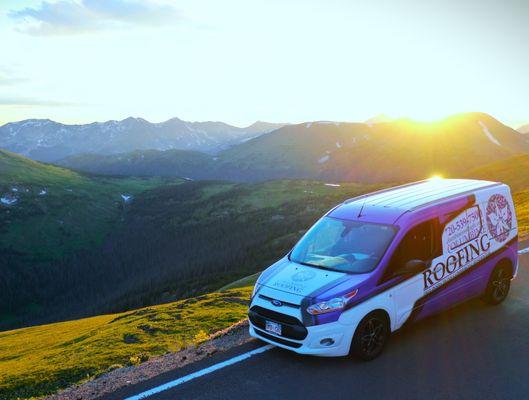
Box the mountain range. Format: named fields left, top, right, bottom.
left=0, top=117, right=285, bottom=162
left=58, top=113, right=529, bottom=183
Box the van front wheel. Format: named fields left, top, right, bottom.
left=350, top=312, right=389, bottom=361
left=483, top=263, right=511, bottom=305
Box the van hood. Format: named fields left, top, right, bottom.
left=259, top=258, right=361, bottom=299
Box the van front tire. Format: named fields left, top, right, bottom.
left=483, top=262, right=512, bottom=305
left=350, top=311, right=389, bottom=361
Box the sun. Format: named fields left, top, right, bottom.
left=428, top=174, right=444, bottom=181
left=399, top=110, right=453, bottom=124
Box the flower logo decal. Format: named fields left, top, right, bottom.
left=486, top=194, right=512, bottom=242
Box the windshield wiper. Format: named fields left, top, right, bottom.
left=295, top=260, right=344, bottom=273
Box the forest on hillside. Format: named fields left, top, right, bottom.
left=0, top=180, right=376, bottom=330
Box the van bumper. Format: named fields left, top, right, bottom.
left=248, top=320, right=354, bottom=357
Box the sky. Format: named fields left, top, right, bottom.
left=0, top=0, right=528, bottom=128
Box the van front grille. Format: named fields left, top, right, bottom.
left=258, top=294, right=301, bottom=309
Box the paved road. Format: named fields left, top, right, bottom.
left=102, top=249, right=529, bottom=400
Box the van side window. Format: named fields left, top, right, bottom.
left=385, top=219, right=440, bottom=278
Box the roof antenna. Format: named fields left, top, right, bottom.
left=357, top=198, right=367, bottom=218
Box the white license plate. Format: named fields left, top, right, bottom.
left=265, top=320, right=282, bottom=336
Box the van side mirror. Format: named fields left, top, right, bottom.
left=397, top=259, right=427, bottom=276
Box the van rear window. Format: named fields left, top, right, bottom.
left=289, top=217, right=396, bottom=273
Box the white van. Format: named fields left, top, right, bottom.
left=249, top=179, right=518, bottom=359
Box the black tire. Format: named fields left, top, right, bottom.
left=483, top=262, right=512, bottom=305
left=350, top=312, right=389, bottom=361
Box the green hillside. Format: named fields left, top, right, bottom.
left=0, top=286, right=252, bottom=400
left=514, top=189, right=529, bottom=240
left=59, top=149, right=217, bottom=179
left=0, top=150, right=182, bottom=325
left=466, top=153, right=529, bottom=192
left=465, top=154, right=529, bottom=239
left=0, top=150, right=180, bottom=261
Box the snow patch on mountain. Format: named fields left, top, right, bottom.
left=1, top=196, right=17, bottom=205
left=121, top=194, right=132, bottom=202
left=318, top=155, right=330, bottom=164
left=240, top=135, right=260, bottom=143
left=478, top=121, right=501, bottom=146
left=317, top=121, right=340, bottom=126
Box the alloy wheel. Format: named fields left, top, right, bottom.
left=491, top=267, right=510, bottom=302
left=360, top=317, right=386, bottom=357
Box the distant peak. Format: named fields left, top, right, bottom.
left=517, top=123, right=529, bottom=134
left=165, top=117, right=183, bottom=123
left=244, top=121, right=287, bottom=133
left=121, top=116, right=149, bottom=124
left=365, top=114, right=393, bottom=125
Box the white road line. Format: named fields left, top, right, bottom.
left=124, top=344, right=274, bottom=400
left=519, top=246, right=529, bottom=255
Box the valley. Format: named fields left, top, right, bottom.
left=0, top=147, right=379, bottom=325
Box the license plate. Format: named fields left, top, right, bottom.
left=265, top=320, right=282, bottom=336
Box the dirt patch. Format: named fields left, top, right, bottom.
left=46, top=320, right=252, bottom=400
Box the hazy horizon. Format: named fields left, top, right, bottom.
left=0, top=111, right=526, bottom=130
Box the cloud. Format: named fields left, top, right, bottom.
left=8, top=0, right=182, bottom=35
left=0, top=97, right=76, bottom=107
left=0, top=76, right=26, bottom=86
left=0, top=66, right=27, bottom=86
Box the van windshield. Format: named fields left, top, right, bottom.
left=289, top=217, right=396, bottom=273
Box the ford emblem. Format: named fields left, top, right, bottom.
left=271, top=299, right=283, bottom=307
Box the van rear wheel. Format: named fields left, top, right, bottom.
left=483, top=263, right=511, bottom=305
left=350, top=312, right=389, bottom=361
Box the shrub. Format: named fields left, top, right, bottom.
left=192, top=330, right=210, bottom=347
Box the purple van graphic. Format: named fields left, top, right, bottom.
left=249, top=179, right=518, bottom=360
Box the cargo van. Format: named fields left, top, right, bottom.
left=248, top=179, right=518, bottom=359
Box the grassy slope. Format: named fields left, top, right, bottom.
left=514, top=190, right=529, bottom=240
left=0, top=150, right=180, bottom=261
left=466, top=153, right=529, bottom=240
left=467, top=154, right=529, bottom=192
left=0, top=287, right=252, bottom=400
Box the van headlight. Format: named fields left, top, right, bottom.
left=306, top=289, right=358, bottom=315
